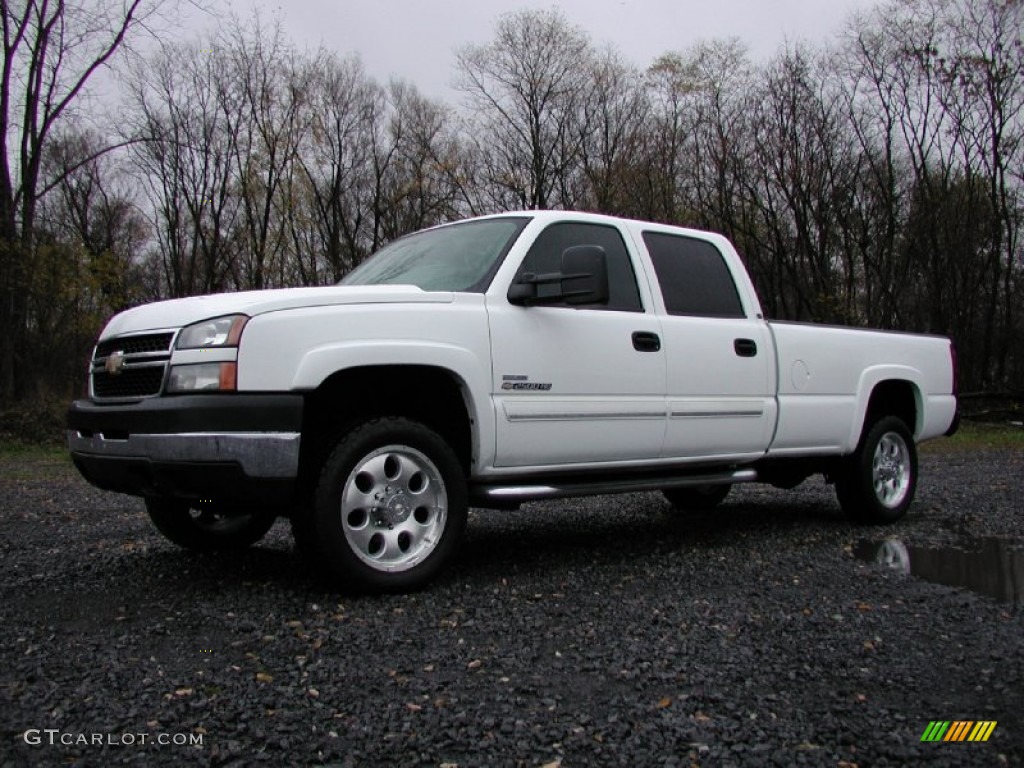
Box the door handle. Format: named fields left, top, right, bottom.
left=734, top=338, right=757, bottom=357
left=632, top=331, right=661, bottom=352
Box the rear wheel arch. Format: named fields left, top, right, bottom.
left=856, top=379, right=919, bottom=443
left=835, top=380, right=921, bottom=524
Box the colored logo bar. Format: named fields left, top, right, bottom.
left=921, top=721, right=997, bottom=742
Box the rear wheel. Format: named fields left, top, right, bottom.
left=662, top=484, right=731, bottom=511
left=145, top=498, right=278, bottom=551
left=300, top=417, right=467, bottom=592
left=835, top=416, right=917, bottom=524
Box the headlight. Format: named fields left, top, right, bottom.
left=176, top=315, right=248, bottom=349
left=166, top=362, right=238, bottom=393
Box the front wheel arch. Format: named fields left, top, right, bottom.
left=296, top=366, right=475, bottom=506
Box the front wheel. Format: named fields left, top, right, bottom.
left=835, top=416, right=917, bottom=524
left=301, top=417, right=468, bottom=593
left=145, top=498, right=278, bottom=551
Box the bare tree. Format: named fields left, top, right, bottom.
left=836, top=10, right=915, bottom=329
left=0, top=0, right=159, bottom=401
left=747, top=45, right=859, bottom=322
left=291, top=51, right=376, bottom=283
left=4, top=0, right=1019, bottom=403
left=632, top=52, right=696, bottom=222
left=222, top=17, right=310, bottom=290
left=577, top=46, right=648, bottom=214
left=631, top=43, right=753, bottom=225
left=16, top=127, right=149, bottom=391
left=42, top=127, right=149, bottom=310
left=128, top=36, right=241, bottom=297
left=455, top=8, right=593, bottom=211
left=938, top=0, right=1024, bottom=386
left=370, top=79, right=465, bottom=245
left=837, top=0, right=1024, bottom=390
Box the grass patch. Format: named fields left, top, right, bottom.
left=0, top=440, right=72, bottom=481
left=920, top=419, right=1024, bottom=453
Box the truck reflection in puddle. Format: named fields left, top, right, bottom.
left=854, top=537, right=1024, bottom=607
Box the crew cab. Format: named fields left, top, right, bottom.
left=67, top=211, right=959, bottom=591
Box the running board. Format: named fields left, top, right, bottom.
left=470, top=468, right=757, bottom=506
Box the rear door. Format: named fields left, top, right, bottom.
left=640, top=230, right=776, bottom=460
left=488, top=220, right=667, bottom=468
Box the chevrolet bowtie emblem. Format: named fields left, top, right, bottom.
left=105, top=350, right=126, bottom=375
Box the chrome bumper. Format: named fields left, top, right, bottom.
left=67, top=430, right=301, bottom=478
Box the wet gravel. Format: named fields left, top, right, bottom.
left=1, top=445, right=1022, bottom=767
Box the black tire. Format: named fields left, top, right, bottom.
left=662, top=484, right=731, bottom=511
left=300, top=417, right=468, bottom=593
left=145, top=498, right=278, bottom=551
left=835, top=415, right=917, bottom=524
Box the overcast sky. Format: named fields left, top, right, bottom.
left=208, top=0, right=882, bottom=100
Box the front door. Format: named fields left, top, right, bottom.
left=488, top=221, right=666, bottom=468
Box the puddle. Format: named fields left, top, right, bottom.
left=854, top=537, right=1024, bottom=607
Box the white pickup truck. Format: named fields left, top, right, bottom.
left=68, top=211, right=959, bottom=591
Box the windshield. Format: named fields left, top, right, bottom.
left=341, top=217, right=530, bottom=292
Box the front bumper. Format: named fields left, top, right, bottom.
left=67, top=394, right=303, bottom=503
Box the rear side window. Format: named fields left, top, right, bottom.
left=643, top=231, right=745, bottom=318
left=516, top=222, right=643, bottom=312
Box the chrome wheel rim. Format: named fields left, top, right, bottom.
left=872, top=431, right=911, bottom=509
left=340, top=445, right=448, bottom=572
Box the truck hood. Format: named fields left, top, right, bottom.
left=100, top=285, right=452, bottom=339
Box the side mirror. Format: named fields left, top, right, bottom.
left=508, top=245, right=609, bottom=306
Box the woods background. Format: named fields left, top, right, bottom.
left=1, top=0, right=1021, bottom=434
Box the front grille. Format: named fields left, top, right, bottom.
left=95, top=333, right=174, bottom=358
left=91, top=331, right=175, bottom=400
left=92, top=366, right=167, bottom=398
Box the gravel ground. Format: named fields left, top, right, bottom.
left=1, top=445, right=1022, bottom=767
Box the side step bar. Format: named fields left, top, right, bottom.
left=470, top=468, right=757, bottom=507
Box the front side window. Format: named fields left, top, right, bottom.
left=341, top=217, right=530, bottom=292
left=643, top=231, right=745, bottom=318
left=514, top=222, right=643, bottom=311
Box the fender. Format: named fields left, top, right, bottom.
left=848, top=365, right=925, bottom=451
left=292, top=340, right=496, bottom=470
